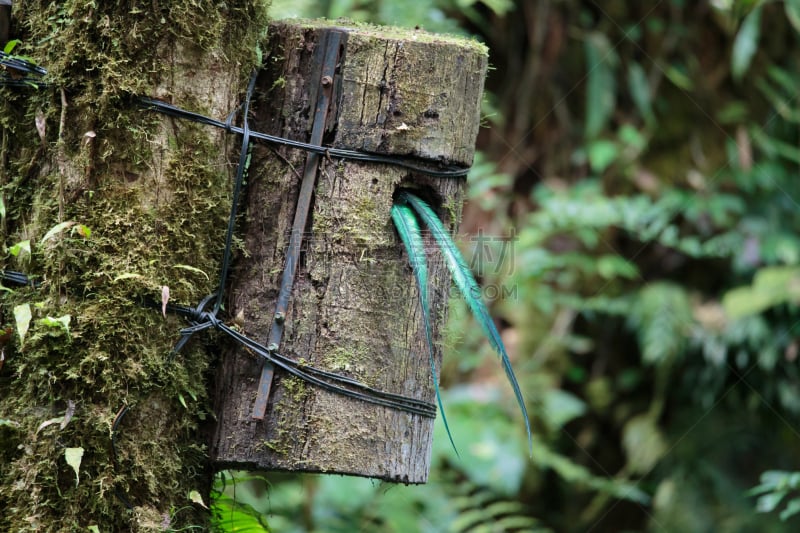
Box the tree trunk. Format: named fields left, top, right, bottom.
left=211, top=20, right=487, bottom=482
left=0, top=2, right=266, bottom=531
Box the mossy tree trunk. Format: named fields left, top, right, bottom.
left=211, top=20, right=487, bottom=482
left=0, top=2, right=267, bottom=531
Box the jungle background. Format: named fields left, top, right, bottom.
left=215, top=0, right=800, bottom=532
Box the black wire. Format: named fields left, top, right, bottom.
left=0, top=51, right=47, bottom=76
left=0, top=51, right=47, bottom=88
left=160, top=299, right=436, bottom=418
left=0, top=270, right=40, bottom=287
left=213, top=70, right=258, bottom=315
left=0, top=77, right=46, bottom=88
left=137, top=97, right=470, bottom=178
left=220, top=322, right=437, bottom=417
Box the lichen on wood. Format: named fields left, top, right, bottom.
left=0, top=1, right=269, bottom=530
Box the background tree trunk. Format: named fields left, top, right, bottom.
left=0, top=2, right=267, bottom=530
left=211, top=20, right=487, bottom=482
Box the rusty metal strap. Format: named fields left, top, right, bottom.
left=251, top=29, right=345, bottom=419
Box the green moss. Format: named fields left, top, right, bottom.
left=281, top=376, right=309, bottom=403
left=283, top=18, right=489, bottom=57
left=0, top=1, right=270, bottom=530
left=323, top=345, right=369, bottom=375
left=259, top=438, right=290, bottom=455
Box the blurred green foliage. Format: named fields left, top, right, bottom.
left=220, top=0, right=800, bottom=531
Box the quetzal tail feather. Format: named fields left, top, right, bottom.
left=397, top=190, right=532, bottom=455
left=391, top=201, right=459, bottom=455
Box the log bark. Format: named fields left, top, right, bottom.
left=0, top=2, right=266, bottom=530
left=212, top=20, right=487, bottom=482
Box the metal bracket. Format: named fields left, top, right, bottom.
left=251, top=29, right=345, bottom=420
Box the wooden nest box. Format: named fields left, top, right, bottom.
left=211, top=20, right=488, bottom=483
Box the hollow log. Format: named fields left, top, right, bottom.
left=211, top=20, right=488, bottom=482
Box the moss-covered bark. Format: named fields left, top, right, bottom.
left=0, top=1, right=268, bottom=530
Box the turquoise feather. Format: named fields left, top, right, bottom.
left=397, top=190, right=532, bottom=454
left=391, top=202, right=459, bottom=455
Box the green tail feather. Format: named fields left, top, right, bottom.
left=391, top=202, right=459, bottom=456
left=398, top=190, right=532, bottom=454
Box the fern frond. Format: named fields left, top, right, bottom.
left=397, top=190, right=532, bottom=454
left=391, top=202, right=458, bottom=455
left=444, top=471, right=551, bottom=533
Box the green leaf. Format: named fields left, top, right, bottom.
left=755, top=71, right=800, bottom=123
left=587, top=140, right=619, bottom=173
left=751, top=126, right=800, bottom=164
left=627, top=62, right=654, bottom=125
left=767, top=64, right=800, bottom=95
left=476, top=0, right=515, bottom=16
left=211, top=492, right=271, bottom=532
left=722, top=266, right=800, bottom=319
left=188, top=489, right=207, bottom=508
left=13, top=303, right=32, bottom=345
left=664, top=63, right=694, bottom=90
left=756, top=490, right=787, bottom=513
left=731, top=5, right=762, bottom=81
left=618, top=124, right=647, bottom=151
left=622, top=414, right=668, bottom=474
left=9, top=240, right=31, bottom=258
left=716, top=100, right=750, bottom=123
left=41, top=221, right=77, bottom=245
left=781, top=498, right=800, bottom=521
left=785, top=0, right=800, bottom=33
left=597, top=254, right=639, bottom=279
left=584, top=32, right=618, bottom=138
left=629, top=283, right=692, bottom=366
left=38, top=314, right=71, bottom=333
left=3, top=39, right=21, bottom=54
left=112, top=272, right=145, bottom=282
left=65, top=447, right=84, bottom=487
left=74, top=224, right=91, bottom=239
left=87, top=526, right=100, bottom=533
left=173, top=264, right=210, bottom=280
left=541, top=388, right=587, bottom=430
